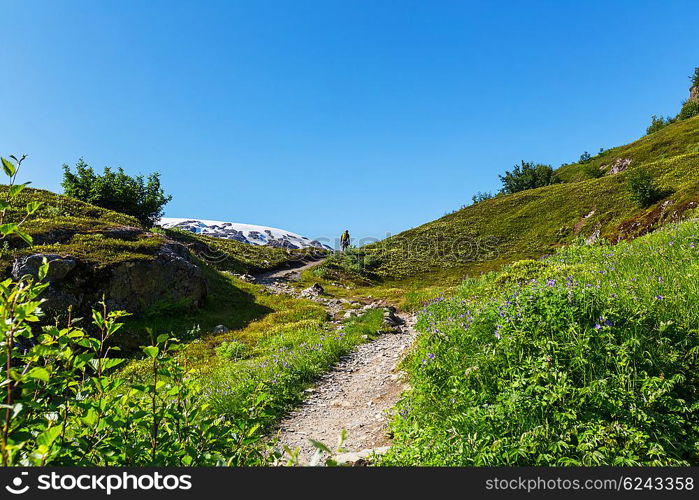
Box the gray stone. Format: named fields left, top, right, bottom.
left=12, top=254, right=76, bottom=282
left=213, top=325, right=230, bottom=334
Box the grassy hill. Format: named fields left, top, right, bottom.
left=382, top=216, right=699, bottom=466
left=354, top=115, right=699, bottom=284
left=0, top=186, right=308, bottom=274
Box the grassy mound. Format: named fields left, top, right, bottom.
left=382, top=218, right=699, bottom=466
left=356, top=116, right=699, bottom=284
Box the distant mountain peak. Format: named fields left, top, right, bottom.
left=158, top=218, right=331, bottom=250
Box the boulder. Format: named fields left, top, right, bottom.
left=12, top=242, right=208, bottom=322
left=213, top=325, right=230, bottom=334
left=301, top=283, right=325, bottom=298
left=12, top=254, right=77, bottom=282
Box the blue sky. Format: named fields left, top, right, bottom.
left=2, top=0, right=698, bottom=244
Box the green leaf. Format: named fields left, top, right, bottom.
left=15, top=230, right=33, bottom=246
left=9, top=183, right=28, bottom=198
left=27, top=367, right=50, bottom=382
left=36, top=426, right=61, bottom=448
left=0, top=223, right=18, bottom=236
left=308, top=438, right=331, bottom=454
left=26, top=201, right=43, bottom=214
left=0, top=200, right=10, bottom=211
left=1, top=157, right=16, bottom=177
left=156, top=333, right=169, bottom=344
left=142, top=346, right=159, bottom=358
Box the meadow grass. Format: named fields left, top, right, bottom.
left=381, top=218, right=699, bottom=466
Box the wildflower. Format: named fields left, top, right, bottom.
left=594, top=323, right=602, bottom=330
left=494, top=324, right=502, bottom=339
left=655, top=295, right=664, bottom=300
left=427, top=353, right=435, bottom=360
left=691, top=243, right=696, bottom=249
left=546, top=279, right=556, bottom=287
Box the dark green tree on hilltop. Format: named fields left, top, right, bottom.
left=498, top=161, right=559, bottom=194
left=62, top=159, right=172, bottom=227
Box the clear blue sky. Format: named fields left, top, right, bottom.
left=2, top=0, right=698, bottom=244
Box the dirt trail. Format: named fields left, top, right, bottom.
left=253, top=258, right=416, bottom=465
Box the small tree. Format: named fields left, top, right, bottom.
left=626, top=167, right=665, bottom=208
left=646, top=115, right=673, bottom=135
left=690, top=67, right=699, bottom=89
left=677, top=99, right=699, bottom=121
left=471, top=191, right=495, bottom=204
left=498, top=161, right=558, bottom=195
left=579, top=151, right=591, bottom=163
left=62, top=159, right=172, bottom=227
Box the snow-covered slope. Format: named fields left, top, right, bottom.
left=158, top=218, right=331, bottom=250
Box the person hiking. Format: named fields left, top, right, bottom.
left=340, top=230, right=350, bottom=252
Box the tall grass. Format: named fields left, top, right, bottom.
left=382, top=219, right=699, bottom=466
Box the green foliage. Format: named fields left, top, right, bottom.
left=677, top=99, right=699, bottom=121
left=0, top=289, right=268, bottom=465
left=690, top=67, right=699, bottom=88
left=215, top=340, right=248, bottom=360
left=62, top=159, right=172, bottom=227
left=646, top=114, right=674, bottom=135
left=581, top=163, right=604, bottom=179
left=0, top=155, right=41, bottom=246
left=471, top=191, right=495, bottom=204
left=499, top=161, right=559, bottom=194
left=579, top=151, right=591, bottom=163
left=625, top=167, right=667, bottom=207
left=382, top=220, right=699, bottom=466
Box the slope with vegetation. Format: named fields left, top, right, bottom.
left=339, top=114, right=699, bottom=284
left=381, top=217, right=699, bottom=465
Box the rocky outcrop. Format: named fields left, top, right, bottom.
left=689, top=85, right=698, bottom=102
left=605, top=157, right=632, bottom=174
left=12, top=241, right=208, bottom=322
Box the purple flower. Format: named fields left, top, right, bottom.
left=594, top=323, right=602, bottom=330
left=427, top=353, right=435, bottom=359
left=655, top=295, right=664, bottom=300
left=546, top=279, right=556, bottom=287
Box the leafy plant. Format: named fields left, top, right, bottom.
left=625, top=166, right=667, bottom=207
left=646, top=114, right=674, bottom=135
left=498, top=161, right=559, bottom=194
left=677, top=99, right=699, bottom=121
left=62, top=159, right=172, bottom=227
left=579, top=151, right=591, bottom=163
left=471, top=191, right=495, bottom=204
left=215, top=340, right=248, bottom=360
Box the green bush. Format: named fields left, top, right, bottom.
left=677, top=99, right=699, bottom=121
left=215, top=340, right=248, bottom=360
left=62, top=159, right=172, bottom=227
left=646, top=114, right=674, bottom=135
left=625, top=167, right=666, bottom=207
left=471, top=191, right=495, bottom=204
left=499, top=161, right=559, bottom=194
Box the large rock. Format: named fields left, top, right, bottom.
left=11, top=242, right=208, bottom=322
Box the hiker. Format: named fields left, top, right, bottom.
left=340, top=229, right=350, bottom=252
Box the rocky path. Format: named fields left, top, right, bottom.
left=274, top=314, right=415, bottom=465
left=252, top=258, right=416, bottom=465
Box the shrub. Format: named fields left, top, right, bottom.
left=625, top=167, right=666, bottom=207
left=646, top=114, right=674, bottom=135
left=677, top=99, right=699, bottom=121
left=582, top=163, right=604, bottom=179
left=62, top=159, right=172, bottom=227
left=471, top=191, right=495, bottom=204
left=579, top=151, right=591, bottom=163
left=691, top=66, right=699, bottom=88
left=498, top=161, right=559, bottom=194
left=215, top=340, right=248, bottom=360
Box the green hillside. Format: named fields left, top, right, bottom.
left=0, top=186, right=306, bottom=274
left=382, top=216, right=699, bottom=466
left=358, top=115, right=699, bottom=283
